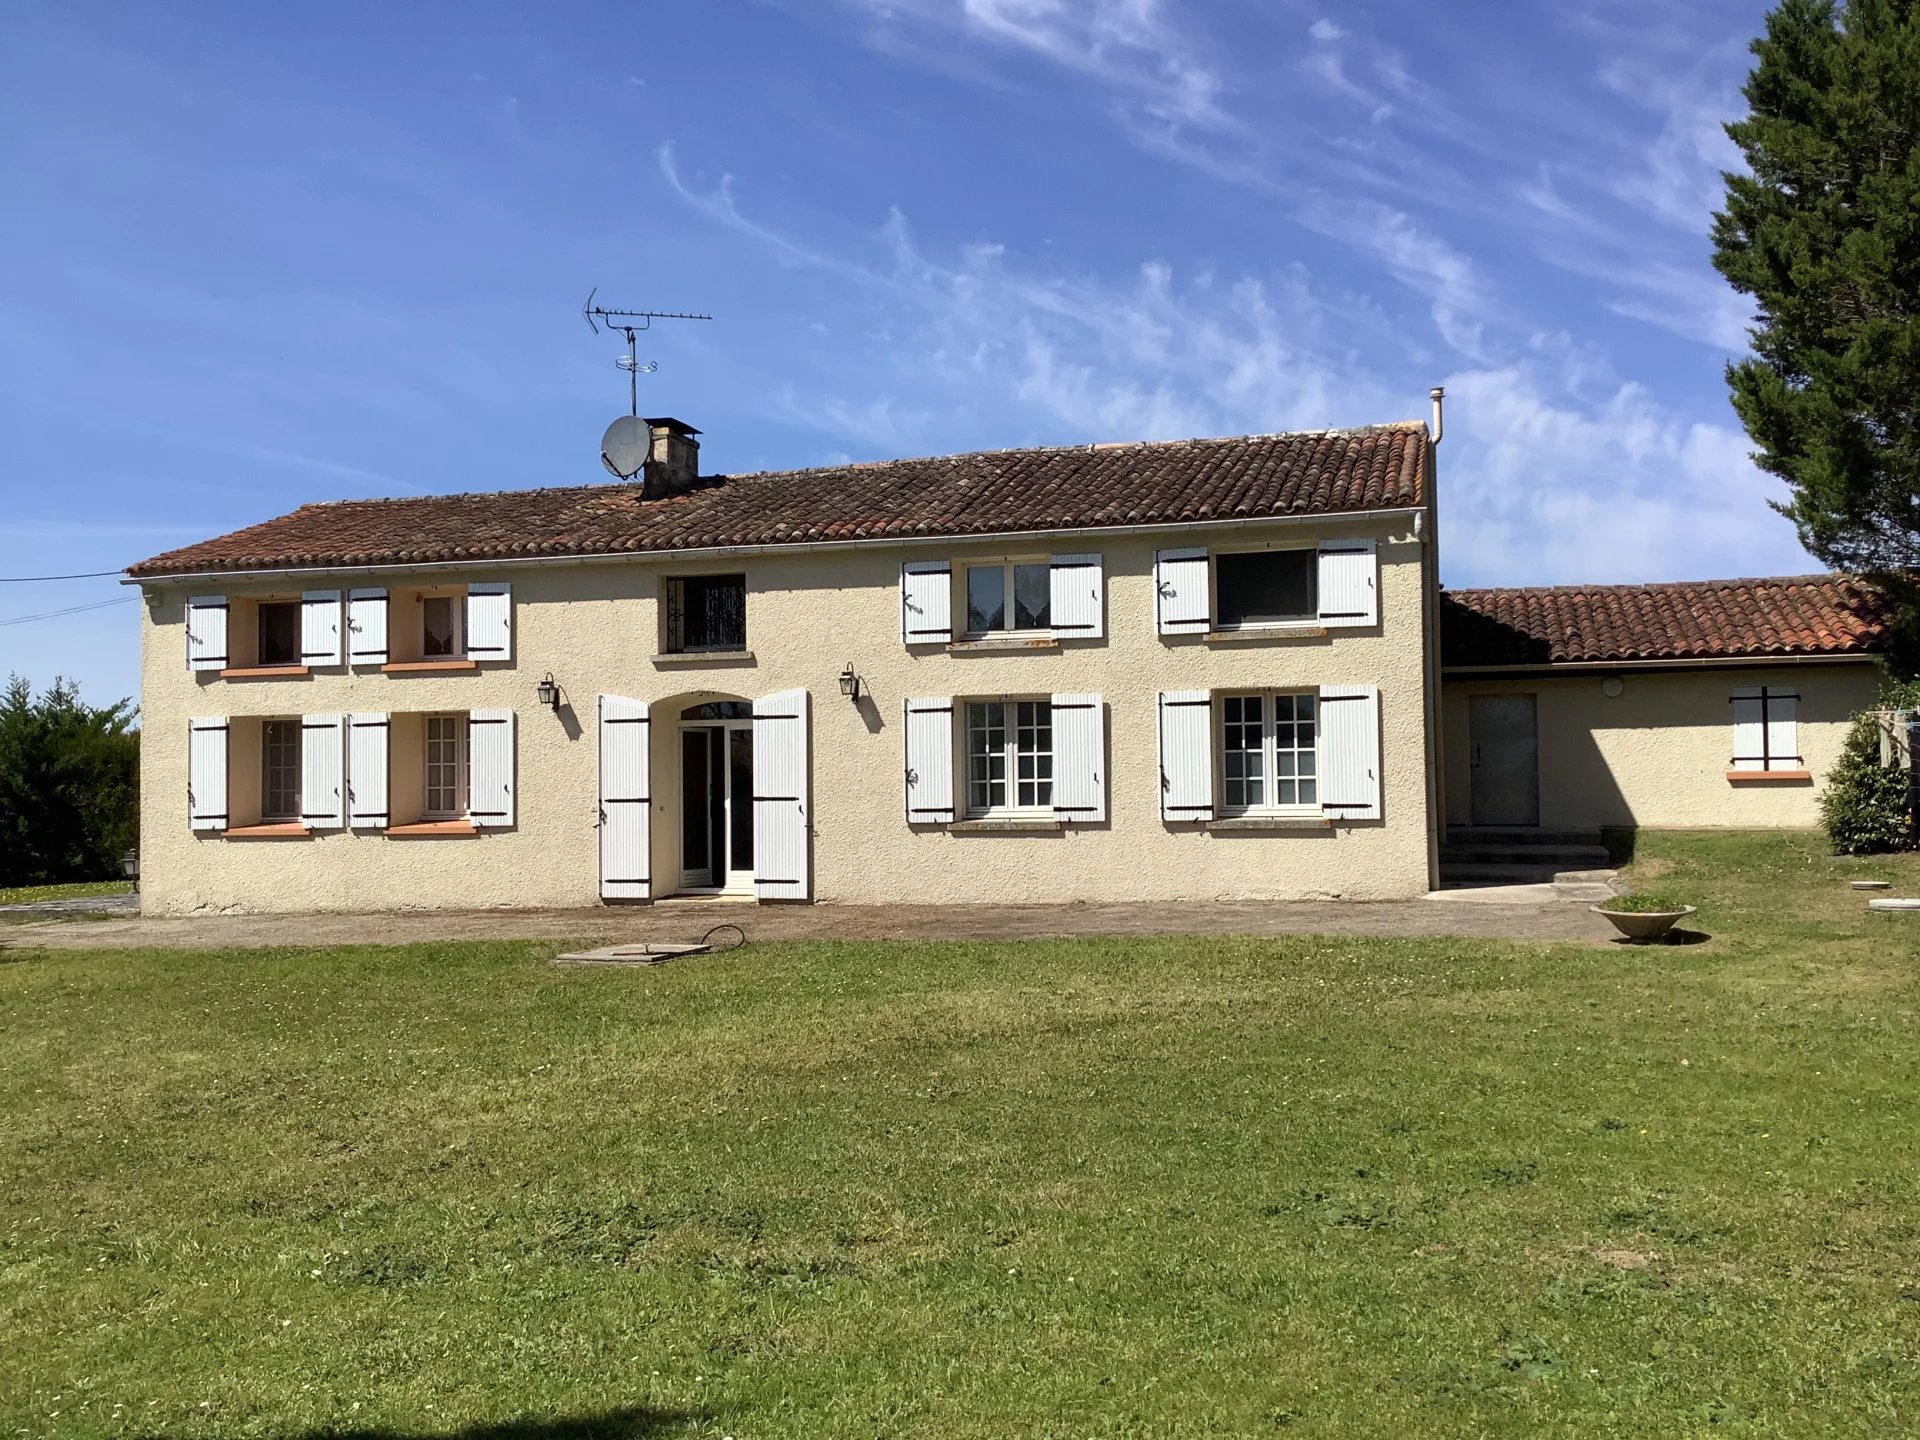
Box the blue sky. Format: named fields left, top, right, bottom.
left=2, top=0, right=1800, bottom=709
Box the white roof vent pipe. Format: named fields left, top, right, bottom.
left=1429, top=386, right=1445, bottom=446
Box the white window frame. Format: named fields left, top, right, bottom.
left=261, top=717, right=303, bottom=822
left=963, top=697, right=1054, bottom=818
left=423, top=712, right=470, bottom=818
left=420, top=592, right=465, bottom=660
left=1211, top=547, right=1320, bottom=631
left=1217, top=689, right=1320, bottom=816
left=963, top=559, right=1054, bottom=637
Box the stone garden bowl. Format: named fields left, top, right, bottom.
left=1591, top=904, right=1697, bottom=943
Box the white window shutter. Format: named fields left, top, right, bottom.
left=347, top=713, right=389, bottom=829
left=300, top=713, right=345, bottom=829
left=186, top=596, right=228, bottom=671
left=347, top=588, right=389, bottom=665
left=468, top=708, right=516, bottom=827
left=466, top=582, right=513, bottom=662
left=1731, top=688, right=1765, bottom=771
left=598, top=695, right=652, bottom=900
left=1766, top=689, right=1800, bottom=770
left=753, top=688, right=811, bottom=900
left=1157, top=690, right=1214, bottom=821
left=1317, top=539, right=1378, bottom=627
left=1319, top=684, right=1382, bottom=821
left=188, top=717, right=228, bottom=831
left=1155, top=548, right=1210, bottom=635
left=1051, top=692, right=1106, bottom=823
left=1049, top=554, right=1104, bottom=639
left=901, top=561, right=952, bottom=645
left=301, top=590, right=343, bottom=666
left=904, top=697, right=956, bottom=824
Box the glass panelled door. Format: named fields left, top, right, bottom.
left=679, top=720, right=754, bottom=892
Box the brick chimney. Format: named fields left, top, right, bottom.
left=642, top=417, right=701, bottom=497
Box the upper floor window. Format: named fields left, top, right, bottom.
left=667, top=574, right=746, bottom=653
left=1219, top=691, right=1318, bottom=813
left=258, top=601, right=303, bottom=667
left=261, top=718, right=302, bottom=820
left=965, top=561, right=1050, bottom=635
left=966, top=698, right=1053, bottom=816
left=1215, top=550, right=1316, bottom=629
left=422, top=594, right=463, bottom=658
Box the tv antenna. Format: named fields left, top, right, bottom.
left=582, top=288, right=712, bottom=416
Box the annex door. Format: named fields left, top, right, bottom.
left=679, top=713, right=754, bottom=893
left=1469, top=694, right=1540, bottom=827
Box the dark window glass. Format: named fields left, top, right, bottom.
left=667, top=575, right=746, bottom=652
left=967, top=567, right=1005, bottom=634
left=1012, top=564, right=1051, bottom=629
left=262, top=719, right=301, bottom=819
left=423, top=595, right=458, bottom=657
left=681, top=701, right=754, bottom=720
left=259, top=602, right=302, bottom=666
left=1215, top=551, right=1316, bottom=627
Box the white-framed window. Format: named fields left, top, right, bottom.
left=1218, top=690, right=1318, bottom=813
left=424, top=713, right=470, bottom=817
left=965, top=561, right=1051, bottom=635
left=258, top=601, right=303, bottom=666
left=1214, top=549, right=1317, bottom=629
left=422, top=594, right=463, bottom=658
left=261, top=718, right=302, bottom=820
left=965, top=698, right=1053, bottom=815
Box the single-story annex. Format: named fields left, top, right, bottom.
left=124, top=410, right=1893, bottom=914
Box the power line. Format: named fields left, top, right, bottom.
left=0, top=596, right=136, bottom=628
left=0, top=569, right=123, bottom=583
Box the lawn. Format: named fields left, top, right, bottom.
left=0, top=880, right=131, bottom=906
left=2, top=834, right=1918, bottom=1439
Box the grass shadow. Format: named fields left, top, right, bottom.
left=1608, top=927, right=1712, bottom=947
left=144, top=1406, right=701, bottom=1440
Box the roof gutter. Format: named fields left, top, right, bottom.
left=1442, top=653, right=1879, bottom=678
left=122, top=504, right=1428, bottom=587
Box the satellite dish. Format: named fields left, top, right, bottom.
left=601, top=415, right=650, bottom=479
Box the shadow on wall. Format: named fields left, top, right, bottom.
left=143, top=1405, right=703, bottom=1440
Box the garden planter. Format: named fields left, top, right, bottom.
left=1592, top=904, right=1696, bottom=942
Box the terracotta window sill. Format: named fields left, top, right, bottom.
left=1726, top=769, right=1812, bottom=783
left=650, top=650, right=755, bottom=666
left=381, top=659, right=480, bottom=673
left=1206, top=815, right=1332, bottom=831
left=218, top=665, right=310, bottom=679
left=222, top=822, right=309, bottom=838
left=384, top=820, right=480, bottom=836
left=1203, top=626, right=1330, bottom=644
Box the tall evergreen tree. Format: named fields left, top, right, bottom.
left=0, top=675, right=139, bottom=887
left=1712, top=0, right=1920, bottom=658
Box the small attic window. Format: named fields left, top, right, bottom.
left=666, top=575, right=746, bottom=653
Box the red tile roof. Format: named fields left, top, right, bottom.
left=127, top=424, right=1430, bottom=578
left=1442, top=575, right=1891, bottom=668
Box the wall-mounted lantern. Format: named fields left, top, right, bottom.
left=535, top=673, right=561, bottom=711
left=838, top=663, right=862, bottom=703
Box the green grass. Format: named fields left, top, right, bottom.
left=3, top=833, right=1918, bottom=1438
left=0, top=880, right=131, bottom=906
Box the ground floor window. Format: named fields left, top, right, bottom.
left=966, top=698, right=1052, bottom=815
left=424, top=713, right=469, bottom=817
left=1219, top=691, right=1317, bottom=812
left=262, top=718, right=302, bottom=820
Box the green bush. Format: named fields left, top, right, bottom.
left=0, top=675, right=139, bottom=887
left=1820, top=687, right=1915, bottom=856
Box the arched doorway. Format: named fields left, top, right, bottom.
left=678, top=699, right=754, bottom=894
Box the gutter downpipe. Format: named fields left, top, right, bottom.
left=1423, top=386, right=1445, bottom=889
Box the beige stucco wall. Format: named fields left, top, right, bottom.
left=1440, top=663, right=1882, bottom=831
left=135, top=514, right=1436, bottom=913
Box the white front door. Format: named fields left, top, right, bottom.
left=679, top=720, right=754, bottom=893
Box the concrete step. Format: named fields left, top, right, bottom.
left=1439, top=845, right=1612, bottom=869
left=1439, top=864, right=1577, bottom=886
left=1445, top=825, right=1605, bottom=847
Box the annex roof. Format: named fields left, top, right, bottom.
left=127, top=424, right=1429, bottom=579
left=1441, top=575, right=1891, bottom=668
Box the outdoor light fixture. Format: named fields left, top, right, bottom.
left=121, top=849, right=139, bottom=891
left=535, top=673, right=561, bottom=711
left=838, top=663, right=862, bottom=702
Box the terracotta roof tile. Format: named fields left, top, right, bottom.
left=126, top=424, right=1428, bottom=578
left=1442, top=576, right=1891, bottom=667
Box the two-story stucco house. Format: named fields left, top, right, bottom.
left=126, top=418, right=1443, bottom=914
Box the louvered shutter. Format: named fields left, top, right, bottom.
left=1732, top=686, right=1800, bottom=771
left=598, top=695, right=652, bottom=900
left=347, top=713, right=389, bottom=828
left=904, top=697, right=956, bottom=824
left=1766, top=690, right=1800, bottom=770
left=1048, top=554, right=1104, bottom=639
left=186, top=596, right=228, bottom=671
left=301, top=713, right=345, bottom=828
left=1731, top=689, right=1765, bottom=771
left=1317, top=539, right=1378, bottom=627
left=301, top=591, right=343, bottom=666
left=188, top=717, right=228, bottom=831
left=901, top=561, right=952, bottom=644
left=1155, top=548, right=1210, bottom=635
left=468, top=708, right=516, bottom=827
left=1051, top=692, right=1106, bottom=823
left=347, top=588, right=389, bottom=665
left=1319, top=684, right=1382, bottom=821
left=466, top=582, right=513, bottom=662
left=1157, top=690, right=1214, bottom=821
left=753, top=688, right=811, bottom=900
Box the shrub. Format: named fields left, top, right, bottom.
left=1820, top=693, right=1914, bottom=856
left=1599, top=893, right=1691, bottom=914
